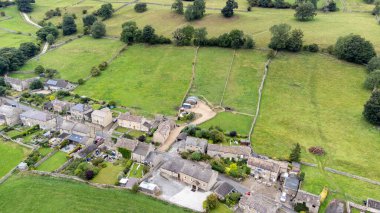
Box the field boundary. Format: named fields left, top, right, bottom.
left=0, top=133, right=36, bottom=149
left=248, top=51, right=277, bottom=140
left=180, top=46, right=200, bottom=107
left=219, top=50, right=236, bottom=107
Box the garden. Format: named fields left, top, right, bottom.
left=0, top=140, right=31, bottom=177
left=36, top=151, right=68, bottom=172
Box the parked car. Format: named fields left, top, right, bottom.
left=280, top=192, right=287, bottom=202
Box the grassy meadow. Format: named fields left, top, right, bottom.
left=0, top=31, right=36, bottom=48
left=0, top=6, right=38, bottom=34
left=75, top=44, right=195, bottom=116
left=0, top=141, right=31, bottom=178
left=252, top=52, right=380, bottom=181
left=37, top=151, right=67, bottom=172
left=200, top=111, right=252, bottom=135
left=0, top=174, right=189, bottom=213
left=19, top=36, right=124, bottom=81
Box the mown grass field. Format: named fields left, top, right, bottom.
left=252, top=52, right=380, bottom=181
left=75, top=44, right=195, bottom=116
left=91, top=162, right=124, bottom=185
left=200, top=112, right=252, bottom=135
left=19, top=36, right=124, bottom=81
left=0, top=141, right=31, bottom=178
left=37, top=151, right=67, bottom=172
left=0, top=6, right=38, bottom=34
left=0, top=174, right=189, bottom=213
left=301, top=166, right=380, bottom=212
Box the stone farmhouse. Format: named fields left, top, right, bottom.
left=20, top=110, right=56, bottom=130
left=207, top=144, right=252, bottom=160
left=118, top=113, right=152, bottom=132
left=4, top=76, right=39, bottom=91
left=44, top=79, right=75, bottom=91
left=0, top=105, right=22, bottom=126
left=58, top=119, right=97, bottom=144
left=70, top=104, right=93, bottom=121
left=283, top=174, right=300, bottom=197
left=178, top=136, right=208, bottom=153
left=51, top=99, right=71, bottom=113
left=293, top=190, right=321, bottom=213
left=247, top=157, right=282, bottom=183
left=160, top=159, right=218, bottom=191
left=91, top=107, right=112, bottom=127
left=153, top=119, right=175, bottom=143
left=238, top=193, right=294, bottom=213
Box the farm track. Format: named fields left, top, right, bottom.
left=20, top=12, right=49, bottom=56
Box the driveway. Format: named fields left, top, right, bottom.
left=169, top=187, right=211, bottom=212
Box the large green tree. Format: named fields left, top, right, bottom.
left=294, top=2, right=317, bottom=21
left=120, top=21, right=140, bottom=44
left=221, top=0, right=238, bottom=18
left=289, top=143, right=301, bottom=162
left=364, top=70, right=380, bottom=90
left=172, top=25, right=195, bottom=46
left=19, top=42, right=39, bottom=58
left=171, top=0, right=184, bottom=14
left=62, top=15, right=77, bottom=36
left=286, top=29, right=303, bottom=52
left=36, top=24, right=59, bottom=41
left=363, top=90, right=380, bottom=125
left=142, top=25, right=156, bottom=44
left=334, top=34, right=376, bottom=64
left=91, top=21, right=106, bottom=39
left=185, top=0, right=206, bottom=21
left=367, top=57, right=380, bottom=72
left=16, top=0, right=32, bottom=13
left=97, top=3, right=113, bottom=20
left=82, top=14, right=97, bottom=27
left=268, top=23, right=291, bottom=50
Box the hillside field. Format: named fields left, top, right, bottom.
left=252, top=52, right=380, bottom=181
left=0, top=174, right=189, bottom=213
left=0, top=141, right=31, bottom=178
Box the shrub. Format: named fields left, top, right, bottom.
left=229, top=131, right=237, bottom=137
left=334, top=34, right=376, bottom=64
left=308, top=146, right=325, bottom=155
left=191, top=152, right=202, bottom=161
left=363, top=90, right=380, bottom=125
left=367, top=57, right=380, bottom=72
left=294, top=2, right=316, bottom=21
left=364, top=70, right=380, bottom=90
left=91, top=21, right=106, bottom=39
left=132, top=183, right=139, bottom=193
left=118, top=147, right=131, bottom=159
left=303, top=43, right=319, bottom=52
left=134, top=3, right=147, bottom=13
left=225, top=192, right=241, bottom=207
left=34, top=65, right=45, bottom=74
left=91, top=66, right=101, bottom=76
left=203, top=194, right=218, bottom=212
left=98, top=61, right=108, bottom=71
left=78, top=78, right=85, bottom=85
left=91, top=157, right=104, bottom=166
left=29, top=79, right=43, bottom=90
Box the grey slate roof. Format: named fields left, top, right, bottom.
left=60, top=119, right=75, bottom=131
left=20, top=110, right=53, bottom=122
left=208, top=144, right=251, bottom=156
left=45, top=79, right=68, bottom=88
left=295, top=190, right=320, bottom=207
left=367, top=198, right=380, bottom=210
left=214, top=182, right=235, bottom=197
left=71, top=104, right=92, bottom=113
left=51, top=99, right=70, bottom=108
left=73, top=123, right=91, bottom=134
left=119, top=113, right=142, bottom=123
left=161, top=159, right=185, bottom=174
left=180, top=162, right=217, bottom=183
left=67, top=134, right=88, bottom=144
left=248, top=157, right=280, bottom=173
left=115, top=138, right=138, bottom=151
left=133, top=142, right=151, bottom=156
left=185, top=136, right=207, bottom=148
left=284, top=174, right=300, bottom=191
left=0, top=105, right=21, bottom=117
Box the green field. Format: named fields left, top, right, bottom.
left=200, top=112, right=252, bottom=135
left=0, top=174, right=189, bottom=213
left=37, top=151, right=67, bottom=172
left=75, top=44, right=195, bottom=116
left=0, top=6, right=38, bottom=34
left=252, top=52, right=380, bottom=181
left=0, top=31, right=36, bottom=48
left=301, top=166, right=380, bottom=211
left=0, top=141, right=31, bottom=177
left=20, top=36, right=124, bottom=81
left=91, top=162, right=124, bottom=185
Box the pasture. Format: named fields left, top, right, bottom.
left=200, top=112, right=252, bottom=135
left=75, top=44, right=195, bottom=116
left=37, top=151, right=67, bottom=172
left=0, top=140, right=31, bottom=178
left=19, top=36, right=124, bottom=82
left=0, top=31, right=36, bottom=48
left=252, top=52, right=380, bottom=181
left=0, top=174, right=189, bottom=213
left=0, top=6, right=38, bottom=34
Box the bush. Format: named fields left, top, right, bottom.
left=364, top=70, right=380, bottom=90
left=91, top=21, right=106, bottom=39
left=303, top=43, right=319, bottom=52
left=229, top=131, right=237, bottom=137
left=308, top=146, right=325, bottom=155
left=294, top=2, right=316, bottom=21
left=78, top=78, right=85, bottom=85
left=334, top=34, right=376, bottom=64
left=118, top=147, right=131, bottom=159
left=98, top=61, right=108, bottom=71
left=190, top=152, right=202, bottom=161
left=132, top=183, right=139, bottom=193
left=34, top=65, right=45, bottom=74
left=367, top=57, right=380, bottom=72
left=203, top=194, right=218, bottom=212
left=134, top=3, right=147, bottom=13
left=91, top=66, right=101, bottom=76
left=29, top=79, right=43, bottom=90
left=363, top=90, right=380, bottom=125
left=91, top=157, right=104, bottom=166
left=225, top=192, right=241, bottom=207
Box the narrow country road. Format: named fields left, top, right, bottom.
left=20, top=12, right=49, bottom=55
left=158, top=101, right=216, bottom=152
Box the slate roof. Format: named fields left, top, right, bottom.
left=208, top=144, right=251, bottom=156
left=60, top=119, right=75, bottom=131
left=51, top=99, right=70, bottom=107
left=45, top=79, right=68, bottom=88
left=156, top=120, right=175, bottom=136
left=367, top=198, right=380, bottom=210
left=71, top=104, right=92, bottom=113
left=239, top=194, right=290, bottom=213
left=0, top=105, right=21, bottom=117
left=133, top=142, right=152, bottom=156
left=119, top=113, right=142, bottom=123
left=180, top=162, right=217, bottom=183
left=295, top=190, right=320, bottom=207
left=67, top=134, right=88, bottom=144
left=185, top=136, right=207, bottom=148
left=161, top=159, right=185, bottom=174
left=248, top=157, right=281, bottom=173
left=72, top=123, right=91, bottom=134
left=115, top=138, right=138, bottom=151
left=214, top=182, right=235, bottom=197
left=92, top=107, right=111, bottom=118
left=284, top=174, right=300, bottom=191
left=20, top=110, right=54, bottom=122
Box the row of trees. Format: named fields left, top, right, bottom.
left=268, top=24, right=304, bottom=52
left=120, top=22, right=171, bottom=45
left=0, top=42, right=39, bottom=74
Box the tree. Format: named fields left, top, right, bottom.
left=334, top=34, right=376, bottom=64
left=62, top=15, right=77, bottom=36
left=185, top=0, right=206, bottom=21
left=191, top=152, right=202, bottom=161
left=0, top=48, right=26, bottom=72
left=172, top=25, right=194, bottom=46
left=221, top=0, right=238, bottom=18
left=19, top=42, right=39, bottom=58
left=323, top=0, right=337, bottom=11
left=289, top=143, right=301, bottom=162
left=120, top=21, right=139, bottom=44
left=134, top=3, right=147, bottom=13
left=78, top=78, right=85, bottom=85
left=373, top=1, right=380, bottom=15
left=209, top=130, right=225, bottom=143
left=363, top=90, right=380, bottom=125
left=193, top=27, right=208, bottom=46
left=172, top=0, right=184, bottom=14
left=91, top=66, right=101, bottom=76
left=0, top=57, right=9, bottom=75
left=203, top=194, right=218, bottom=212
left=132, top=183, right=139, bottom=193
left=91, top=21, right=106, bottom=39
left=367, top=57, right=380, bottom=72
left=244, top=35, right=255, bottom=49
left=295, top=2, right=317, bottom=21
left=310, top=0, right=318, bottom=9
left=0, top=86, right=6, bottom=96
left=34, top=65, right=45, bottom=74
left=16, top=0, right=32, bottom=13
left=364, top=70, right=380, bottom=90
left=46, top=34, right=55, bottom=45
left=229, top=29, right=245, bottom=49
left=142, top=25, right=156, bottom=43
left=29, top=79, right=43, bottom=90
left=97, top=3, right=113, bottom=20
left=286, top=29, right=303, bottom=52
left=36, top=24, right=59, bottom=41
left=82, top=14, right=97, bottom=27
left=268, top=23, right=291, bottom=50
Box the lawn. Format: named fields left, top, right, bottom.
left=19, top=36, right=125, bottom=82
left=0, top=6, right=38, bottom=34
left=128, top=163, right=144, bottom=178
left=38, top=147, right=53, bottom=156
left=200, top=112, right=252, bottom=136
left=37, top=151, right=67, bottom=172
left=0, top=174, right=189, bottom=213
left=0, top=140, right=31, bottom=178
left=301, top=165, right=380, bottom=212
left=0, top=31, right=36, bottom=48
left=252, top=52, right=380, bottom=181
left=75, top=44, right=195, bottom=116
left=91, top=162, right=124, bottom=185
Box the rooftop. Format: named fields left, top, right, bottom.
left=185, top=136, right=207, bottom=148
left=119, top=113, right=142, bottom=123
left=45, top=79, right=69, bottom=88
left=248, top=157, right=281, bottom=173
left=71, top=104, right=92, bottom=113
left=295, top=190, right=320, bottom=207
left=67, top=134, right=88, bottom=144
left=284, top=174, right=300, bottom=191
left=0, top=105, right=21, bottom=117
left=92, top=107, right=111, bottom=118
left=367, top=198, right=380, bottom=210
left=214, top=182, right=235, bottom=197
left=115, top=138, right=138, bottom=151
left=20, top=110, right=54, bottom=122
left=133, top=142, right=152, bottom=156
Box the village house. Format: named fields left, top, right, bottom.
left=247, top=157, right=281, bottom=183
left=207, top=144, right=252, bottom=160
left=51, top=99, right=71, bottom=113
left=115, top=138, right=138, bottom=151
left=160, top=159, right=218, bottom=191
left=118, top=113, right=152, bottom=132
left=91, top=107, right=112, bottom=127
left=70, top=104, right=92, bottom=121
left=115, top=138, right=153, bottom=163
left=4, top=76, right=39, bottom=92
left=178, top=136, right=208, bottom=153
left=44, top=79, right=75, bottom=91
left=153, top=119, right=175, bottom=144
left=283, top=174, right=300, bottom=197
left=20, top=110, right=56, bottom=130
left=293, top=190, right=321, bottom=213
left=59, top=119, right=75, bottom=134
left=214, top=181, right=236, bottom=200
left=238, top=193, right=294, bottom=213
left=0, top=105, right=22, bottom=126
left=67, top=123, right=92, bottom=145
